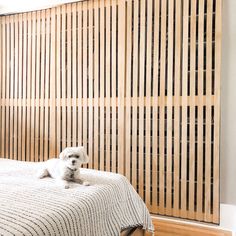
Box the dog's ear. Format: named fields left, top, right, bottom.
left=59, top=149, right=65, bottom=160
left=79, top=147, right=89, bottom=164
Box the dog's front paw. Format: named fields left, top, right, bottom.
left=83, top=181, right=90, bottom=186
left=37, top=169, right=49, bottom=179
left=64, top=184, right=70, bottom=189
left=57, top=179, right=70, bottom=189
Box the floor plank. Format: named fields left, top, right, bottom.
left=148, top=218, right=232, bottom=236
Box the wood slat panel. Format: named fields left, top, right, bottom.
left=125, top=0, right=132, bottom=183
left=26, top=12, right=31, bottom=162
left=131, top=0, right=139, bottom=192
left=82, top=0, right=88, bottom=163
left=111, top=0, right=117, bottom=173
left=197, top=0, right=204, bottom=221
left=40, top=10, right=46, bottom=161
left=56, top=7, right=61, bottom=157
left=9, top=15, right=14, bottom=160
left=205, top=0, right=213, bottom=222
left=66, top=4, right=72, bottom=149
left=180, top=0, right=189, bottom=218
left=0, top=0, right=221, bottom=224
left=5, top=16, right=10, bottom=160
left=117, top=0, right=125, bottom=175
left=44, top=9, right=50, bottom=159
left=173, top=0, right=181, bottom=218
left=1, top=17, right=6, bottom=158
left=138, top=0, right=146, bottom=200
left=88, top=0, right=93, bottom=169
left=93, top=0, right=99, bottom=170
left=35, top=11, right=41, bottom=162
left=213, top=0, right=222, bottom=224
left=61, top=5, right=66, bottom=150
left=100, top=0, right=105, bottom=171
left=159, top=0, right=167, bottom=215
left=17, top=14, right=23, bottom=161
left=152, top=0, right=160, bottom=214
left=105, top=0, right=111, bottom=172
left=72, top=3, right=77, bottom=149
left=166, top=0, right=174, bottom=215
left=189, top=0, right=197, bottom=219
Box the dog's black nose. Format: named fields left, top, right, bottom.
left=72, top=160, right=76, bottom=165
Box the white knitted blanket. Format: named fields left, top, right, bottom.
left=0, top=159, right=154, bottom=236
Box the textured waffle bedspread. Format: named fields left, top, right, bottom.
left=0, top=158, right=154, bottom=236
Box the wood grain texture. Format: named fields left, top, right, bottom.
left=149, top=218, right=231, bottom=236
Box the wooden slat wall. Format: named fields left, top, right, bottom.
left=0, top=0, right=222, bottom=224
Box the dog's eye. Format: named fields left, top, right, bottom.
left=76, top=155, right=80, bottom=159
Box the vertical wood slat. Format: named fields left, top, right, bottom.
left=44, top=9, right=50, bottom=159
left=105, top=0, right=111, bottom=172
left=111, top=0, right=117, bottom=173
left=0, top=0, right=221, bottom=224
left=22, top=13, right=28, bottom=162
left=9, top=15, right=14, bottom=160
left=205, top=0, right=213, bottom=222
left=117, top=0, right=126, bottom=175
left=18, top=14, right=23, bottom=161
left=100, top=0, right=105, bottom=171
left=138, top=0, right=146, bottom=200
left=125, top=0, right=132, bottom=182
left=145, top=0, right=153, bottom=210
left=30, top=12, right=36, bottom=162
left=166, top=0, right=174, bottom=215
left=181, top=0, right=189, bottom=218
left=77, top=3, right=82, bottom=148
left=213, top=0, right=222, bottom=224
left=173, top=0, right=181, bottom=217
left=82, top=1, right=88, bottom=162
left=72, top=3, right=77, bottom=148
left=88, top=0, right=93, bottom=169
left=66, top=4, right=72, bottom=149
left=56, top=7, right=61, bottom=157
left=1, top=17, right=6, bottom=158
left=152, top=0, right=160, bottom=213
left=40, top=10, right=46, bottom=161
left=189, top=0, right=197, bottom=219
left=93, top=0, right=99, bottom=170
left=5, top=16, right=10, bottom=160
left=131, top=0, right=139, bottom=191
left=26, top=12, right=31, bottom=162
left=35, top=11, right=40, bottom=162
left=196, top=0, right=204, bottom=221
left=159, top=0, right=167, bottom=215
left=61, top=5, right=66, bottom=150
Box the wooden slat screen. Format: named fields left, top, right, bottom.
left=0, top=0, right=222, bottom=223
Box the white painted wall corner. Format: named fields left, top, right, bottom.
left=220, top=204, right=236, bottom=235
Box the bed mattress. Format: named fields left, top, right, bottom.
left=0, top=158, right=154, bottom=236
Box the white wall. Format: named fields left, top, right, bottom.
left=221, top=0, right=236, bottom=205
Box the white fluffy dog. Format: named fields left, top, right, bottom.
left=37, top=146, right=90, bottom=189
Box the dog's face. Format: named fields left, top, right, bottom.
left=59, top=147, right=89, bottom=170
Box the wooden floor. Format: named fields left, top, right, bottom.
left=148, top=218, right=232, bottom=236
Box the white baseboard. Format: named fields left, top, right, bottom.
left=220, top=203, right=236, bottom=234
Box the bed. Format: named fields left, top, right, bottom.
left=0, top=159, right=154, bottom=236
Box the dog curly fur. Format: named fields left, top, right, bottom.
left=37, top=147, right=90, bottom=189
